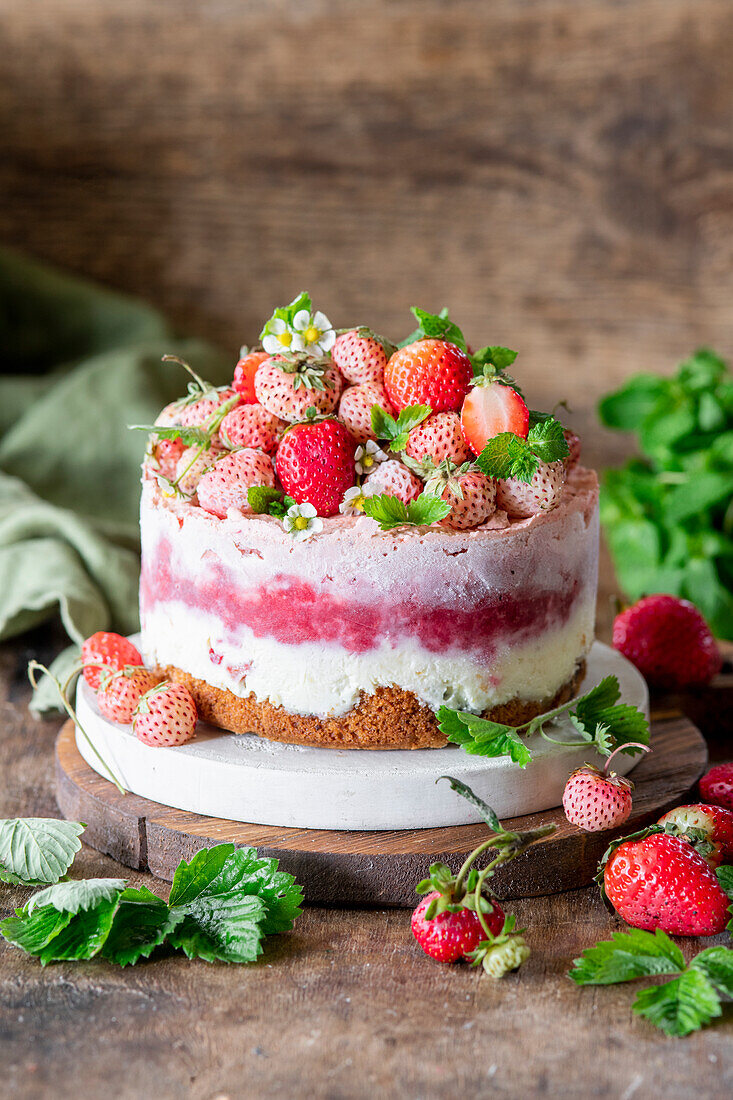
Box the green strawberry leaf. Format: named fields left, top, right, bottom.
left=132, top=424, right=211, bottom=447
left=406, top=491, right=451, bottom=526
left=472, top=346, right=518, bottom=371
left=0, top=906, right=74, bottom=956
left=260, top=291, right=313, bottom=340
left=362, top=493, right=410, bottom=530
left=18, top=899, right=122, bottom=965
left=633, top=968, right=721, bottom=1038
left=437, top=776, right=502, bottom=832
left=26, top=878, right=126, bottom=915
left=569, top=929, right=684, bottom=985
left=437, top=709, right=532, bottom=767
left=371, top=404, right=431, bottom=448
left=690, top=946, right=733, bottom=999
left=0, top=818, right=85, bottom=886
left=102, top=887, right=180, bottom=967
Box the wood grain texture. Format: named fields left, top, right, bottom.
left=55, top=713, right=707, bottom=904
left=2, top=0, right=733, bottom=449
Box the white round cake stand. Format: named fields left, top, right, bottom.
left=74, top=641, right=648, bottom=831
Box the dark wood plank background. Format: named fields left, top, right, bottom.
left=2, top=0, right=733, bottom=425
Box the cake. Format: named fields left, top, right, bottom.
left=139, top=297, right=599, bottom=749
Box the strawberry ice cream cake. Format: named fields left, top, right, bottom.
left=139, top=296, right=598, bottom=749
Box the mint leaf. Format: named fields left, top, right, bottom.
left=168, top=845, right=271, bottom=964
left=371, top=404, right=431, bottom=450
left=27, top=878, right=126, bottom=915
left=438, top=776, right=502, bottom=833
left=476, top=416, right=569, bottom=483
left=569, top=929, right=684, bottom=985
left=598, top=374, right=669, bottom=430
left=400, top=307, right=466, bottom=350
left=0, top=819, right=85, bottom=886
left=362, top=493, right=410, bottom=530
left=102, top=887, right=179, bottom=967
left=472, top=346, right=517, bottom=371
left=476, top=433, right=537, bottom=482
left=526, top=418, right=570, bottom=463
left=406, top=491, right=451, bottom=526
left=633, top=969, right=721, bottom=1037
left=247, top=485, right=284, bottom=514
left=437, top=709, right=532, bottom=767
left=690, top=946, right=733, bottom=999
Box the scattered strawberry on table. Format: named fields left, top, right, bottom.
left=132, top=681, right=198, bottom=747
left=612, top=594, right=722, bottom=689
left=410, top=777, right=554, bottom=977
left=81, top=631, right=143, bottom=690
left=700, top=762, right=733, bottom=811
left=138, top=293, right=576, bottom=532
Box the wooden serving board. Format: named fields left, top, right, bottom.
left=55, top=713, right=707, bottom=906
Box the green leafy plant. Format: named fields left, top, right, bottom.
left=598, top=348, right=733, bottom=639
left=362, top=490, right=451, bottom=530
left=476, top=417, right=569, bottom=483
left=0, top=819, right=85, bottom=886
left=437, top=674, right=649, bottom=767
left=569, top=921, right=733, bottom=1037
left=1, top=843, right=303, bottom=967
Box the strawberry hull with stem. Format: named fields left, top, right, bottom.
left=139, top=465, right=599, bottom=731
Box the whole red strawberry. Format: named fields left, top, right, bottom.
left=658, top=803, right=733, bottom=867
left=384, top=340, right=472, bottom=413
left=563, top=765, right=633, bottom=832
left=233, top=350, right=269, bottom=403
left=133, top=681, right=198, bottom=747
left=81, top=632, right=143, bottom=690
left=612, top=595, right=721, bottom=690
left=97, top=666, right=160, bottom=724
left=602, top=830, right=730, bottom=936
left=411, top=891, right=505, bottom=963
left=276, top=418, right=356, bottom=517
left=700, top=763, right=733, bottom=811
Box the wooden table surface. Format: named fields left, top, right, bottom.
left=1, top=620, right=731, bottom=1100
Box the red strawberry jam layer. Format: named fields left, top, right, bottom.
left=140, top=536, right=583, bottom=660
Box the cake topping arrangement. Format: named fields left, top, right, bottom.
left=140, top=294, right=575, bottom=535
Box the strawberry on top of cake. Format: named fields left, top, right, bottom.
left=139, top=295, right=598, bottom=749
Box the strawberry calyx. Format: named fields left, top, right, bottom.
left=134, top=679, right=173, bottom=716
left=421, top=457, right=477, bottom=499
left=97, top=664, right=150, bottom=691
left=595, top=822, right=717, bottom=894
left=266, top=352, right=335, bottom=392
left=334, top=325, right=397, bottom=360
left=465, top=913, right=531, bottom=977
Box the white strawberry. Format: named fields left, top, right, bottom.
left=495, top=461, right=566, bottom=518
left=174, top=439, right=225, bottom=496
left=132, top=681, right=198, bottom=747
left=338, top=383, right=393, bottom=443
left=363, top=458, right=422, bottom=505
left=563, top=428, right=581, bottom=471
left=426, top=463, right=496, bottom=530
left=97, top=666, right=160, bottom=724
left=562, top=765, right=632, bottom=832
left=254, top=355, right=343, bottom=422
left=197, top=448, right=276, bottom=518
left=219, top=403, right=286, bottom=453
left=177, top=387, right=240, bottom=427
left=332, top=329, right=393, bottom=385
left=405, top=411, right=469, bottom=466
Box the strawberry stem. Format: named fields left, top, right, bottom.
left=28, top=660, right=127, bottom=795
left=604, top=742, right=650, bottom=775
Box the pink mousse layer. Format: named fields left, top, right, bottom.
left=139, top=467, right=599, bottom=666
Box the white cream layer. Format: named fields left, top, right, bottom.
left=141, top=599, right=595, bottom=718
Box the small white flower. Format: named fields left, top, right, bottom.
left=339, top=483, right=376, bottom=516
left=354, top=439, right=388, bottom=476
left=290, top=309, right=336, bottom=356
left=262, top=318, right=295, bottom=356
left=283, top=501, right=323, bottom=541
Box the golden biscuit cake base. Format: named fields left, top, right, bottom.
left=154, top=661, right=587, bottom=750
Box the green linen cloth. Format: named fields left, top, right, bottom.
left=0, top=248, right=230, bottom=708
